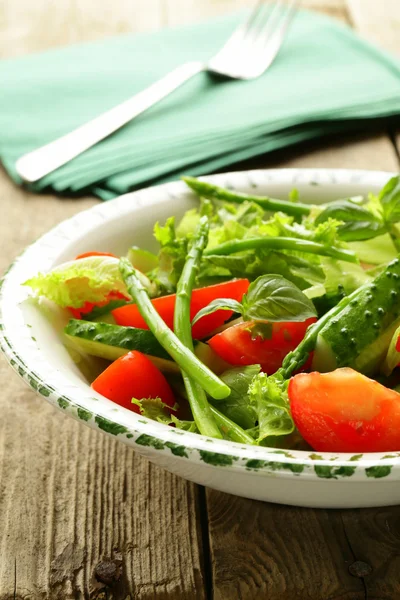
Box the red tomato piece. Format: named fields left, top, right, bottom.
left=75, top=251, right=117, bottom=260
left=91, top=350, right=175, bottom=414
left=288, top=367, right=400, bottom=453
left=68, top=291, right=128, bottom=319
left=208, top=318, right=316, bottom=375
left=112, top=279, right=250, bottom=340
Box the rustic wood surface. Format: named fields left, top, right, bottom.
left=0, top=1, right=399, bottom=599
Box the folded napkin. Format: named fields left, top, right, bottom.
left=1, top=9, right=400, bottom=199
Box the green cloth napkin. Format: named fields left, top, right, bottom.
left=1, top=9, right=400, bottom=199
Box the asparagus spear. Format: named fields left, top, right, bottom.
left=183, top=176, right=312, bottom=218
left=174, top=216, right=222, bottom=438
left=119, top=258, right=230, bottom=400
left=204, top=236, right=357, bottom=264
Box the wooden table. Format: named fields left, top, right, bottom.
left=1, top=1, right=400, bottom=598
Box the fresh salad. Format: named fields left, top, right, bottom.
left=24, top=175, right=400, bottom=453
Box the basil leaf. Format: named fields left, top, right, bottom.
left=315, top=199, right=384, bottom=241
left=248, top=372, right=294, bottom=443
left=242, top=274, right=317, bottom=322
left=191, top=298, right=243, bottom=325
left=379, top=175, right=400, bottom=225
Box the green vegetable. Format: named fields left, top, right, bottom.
left=202, top=250, right=324, bottom=291
left=314, top=175, right=400, bottom=248
left=173, top=216, right=222, bottom=438
left=348, top=233, right=398, bottom=265
left=310, top=258, right=371, bottom=316
left=379, top=175, right=400, bottom=226
left=183, top=177, right=312, bottom=218
left=24, top=256, right=128, bottom=308
left=119, top=258, right=230, bottom=401
left=242, top=275, right=317, bottom=322
left=248, top=372, right=294, bottom=443
left=204, top=236, right=357, bottom=263
left=128, top=246, right=158, bottom=273
left=83, top=300, right=126, bottom=321
left=211, top=365, right=260, bottom=430
left=151, top=217, right=188, bottom=293
left=312, top=257, right=400, bottom=375
left=381, top=324, right=400, bottom=377
left=193, top=341, right=232, bottom=374
left=209, top=405, right=255, bottom=444
left=315, top=199, right=385, bottom=241
left=132, top=397, right=178, bottom=423
left=65, top=318, right=168, bottom=360
left=280, top=284, right=370, bottom=379
left=193, top=274, right=316, bottom=325
left=170, top=371, right=255, bottom=443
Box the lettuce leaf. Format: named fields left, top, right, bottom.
left=24, top=255, right=155, bottom=308
left=24, top=256, right=129, bottom=308
left=151, top=217, right=188, bottom=293
left=248, top=372, right=294, bottom=443
left=132, top=398, right=197, bottom=431
left=132, top=397, right=175, bottom=423
left=381, top=324, right=400, bottom=377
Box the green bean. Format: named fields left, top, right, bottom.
left=119, top=258, right=230, bottom=400
left=204, top=236, right=357, bottom=264
left=183, top=176, right=312, bottom=218
left=174, top=216, right=222, bottom=438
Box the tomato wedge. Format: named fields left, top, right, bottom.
left=68, top=291, right=128, bottom=319
left=68, top=251, right=122, bottom=318
left=289, top=368, right=400, bottom=453
left=75, top=251, right=117, bottom=260
left=208, top=318, right=316, bottom=375
left=92, top=350, right=175, bottom=414
left=112, top=279, right=250, bottom=340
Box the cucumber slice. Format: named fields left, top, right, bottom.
left=64, top=319, right=179, bottom=373
left=312, top=257, right=400, bottom=375
left=128, top=246, right=158, bottom=273
left=194, top=341, right=232, bottom=375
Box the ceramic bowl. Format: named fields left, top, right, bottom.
left=1, top=168, right=399, bottom=509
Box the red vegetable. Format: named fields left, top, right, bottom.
left=288, top=368, right=400, bottom=453
left=91, top=350, right=175, bottom=413
left=68, top=291, right=127, bottom=319
left=208, top=318, right=316, bottom=375
left=68, top=251, right=123, bottom=318
left=112, top=279, right=250, bottom=340
left=75, top=251, right=117, bottom=260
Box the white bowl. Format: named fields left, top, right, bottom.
left=1, top=168, right=399, bottom=509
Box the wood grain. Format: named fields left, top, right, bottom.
left=0, top=174, right=206, bottom=600
left=0, top=0, right=400, bottom=599
left=206, top=4, right=400, bottom=599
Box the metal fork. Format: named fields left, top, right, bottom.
left=16, top=0, right=299, bottom=183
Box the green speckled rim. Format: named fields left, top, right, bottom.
left=1, top=168, right=400, bottom=482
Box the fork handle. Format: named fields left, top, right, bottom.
left=16, top=61, right=205, bottom=183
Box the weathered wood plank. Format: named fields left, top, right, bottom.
left=206, top=3, right=400, bottom=600
left=0, top=173, right=206, bottom=600
left=206, top=128, right=400, bottom=600
left=207, top=494, right=363, bottom=600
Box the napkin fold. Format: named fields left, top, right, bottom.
left=1, top=9, right=400, bottom=199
